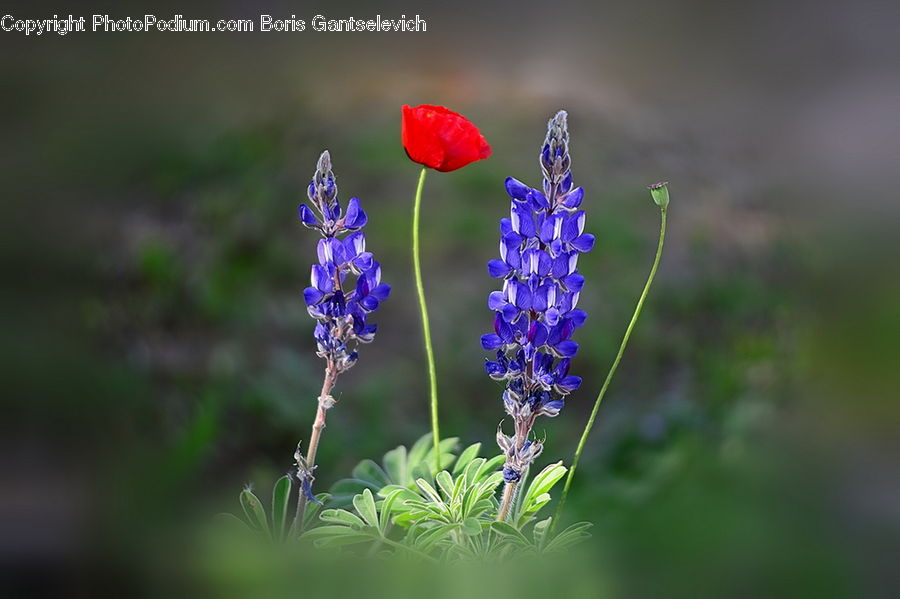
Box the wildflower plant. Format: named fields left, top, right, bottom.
left=293, top=150, right=390, bottom=528
left=481, top=111, right=594, bottom=520
left=402, top=104, right=491, bottom=467
left=228, top=109, right=670, bottom=564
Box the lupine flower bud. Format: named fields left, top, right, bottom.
left=299, top=151, right=390, bottom=374
left=648, top=181, right=669, bottom=209
left=483, top=111, right=592, bottom=482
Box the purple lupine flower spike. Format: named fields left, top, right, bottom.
left=483, top=111, right=593, bottom=484
left=300, top=150, right=390, bottom=371
left=294, top=150, right=390, bottom=500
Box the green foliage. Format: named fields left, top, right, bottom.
left=225, top=436, right=591, bottom=561
left=227, top=476, right=329, bottom=542
left=513, top=461, right=569, bottom=528
left=328, top=433, right=503, bottom=506
left=303, top=437, right=591, bottom=561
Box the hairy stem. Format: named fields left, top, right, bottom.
left=496, top=480, right=519, bottom=522
left=412, top=167, right=441, bottom=470
left=554, top=207, right=667, bottom=530
left=294, top=362, right=337, bottom=532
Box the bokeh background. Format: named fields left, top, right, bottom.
left=2, top=0, right=898, bottom=595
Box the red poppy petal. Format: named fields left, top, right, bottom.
left=401, top=104, right=491, bottom=172
left=401, top=105, right=445, bottom=169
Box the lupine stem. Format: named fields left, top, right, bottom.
left=497, top=434, right=528, bottom=521
left=496, top=481, right=518, bottom=522
left=294, top=362, right=338, bottom=532
left=411, top=167, right=441, bottom=470
left=554, top=206, right=667, bottom=530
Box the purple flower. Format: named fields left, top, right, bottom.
left=299, top=150, right=390, bottom=374
left=484, top=111, right=592, bottom=481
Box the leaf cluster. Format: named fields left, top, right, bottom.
left=226, top=435, right=591, bottom=561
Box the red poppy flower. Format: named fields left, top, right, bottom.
left=401, top=104, right=492, bottom=172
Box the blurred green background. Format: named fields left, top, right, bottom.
left=2, top=0, right=898, bottom=595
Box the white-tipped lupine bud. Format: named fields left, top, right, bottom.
left=648, top=181, right=669, bottom=209
left=496, top=425, right=514, bottom=452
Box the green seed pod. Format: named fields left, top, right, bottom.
left=648, top=181, right=669, bottom=208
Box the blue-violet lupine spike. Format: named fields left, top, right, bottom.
left=483, top=111, right=593, bottom=482
left=295, top=150, right=390, bottom=496
left=300, top=150, right=390, bottom=373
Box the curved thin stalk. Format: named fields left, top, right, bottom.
left=554, top=206, right=667, bottom=529
left=412, top=167, right=441, bottom=470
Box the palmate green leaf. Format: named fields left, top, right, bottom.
left=319, top=508, right=366, bottom=528
left=233, top=477, right=326, bottom=541
left=482, top=454, right=506, bottom=475
left=522, top=462, right=567, bottom=505
left=393, top=506, right=439, bottom=526
left=461, top=518, right=482, bottom=536
left=462, top=480, right=489, bottom=518
left=451, top=470, right=467, bottom=505
left=403, top=498, right=451, bottom=521
left=378, top=484, right=420, bottom=504
left=452, top=443, right=482, bottom=475
left=491, top=521, right=530, bottom=546
left=424, top=441, right=459, bottom=475
left=328, top=478, right=382, bottom=506
left=449, top=540, right=478, bottom=560
left=526, top=493, right=552, bottom=514
left=240, top=488, right=268, bottom=536
left=409, top=435, right=459, bottom=473
left=379, top=489, right=405, bottom=533
left=406, top=433, right=433, bottom=468
left=382, top=445, right=408, bottom=485
left=467, top=499, right=495, bottom=519
left=542, top=521, right=593, bottom=553
left=351, top=459, right=391, bottom=489
left=533, top=517, right=552, bottom=550
left=303, top=524, right=375, bottom=548
left=434, top=471, right=455, bottom=500
left=460, top=476, right=479, bottom=511
left=303, top=524, right=364, bottom=538
left=329, top=435, right=462, bottom=508
left=516, top=462, right=567, bottom=526
left=270, top=475, right=291, bottom=541
left=352, top=488, right=379, bottom=528
left=413, top=523, right=460, bottom=552
left=460, top=454, right=505, bottom=489
left=415, top=478, right=445, bottom=507
left=303, top=492, right=330, bottom=530
left=477, top=471, right=505, bottom=498
left=462, top=457, right=486, bottom=486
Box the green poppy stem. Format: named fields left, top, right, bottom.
left=412, top=167, right=441, bottom=470
left=554, top=205, right=667, bottom=529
